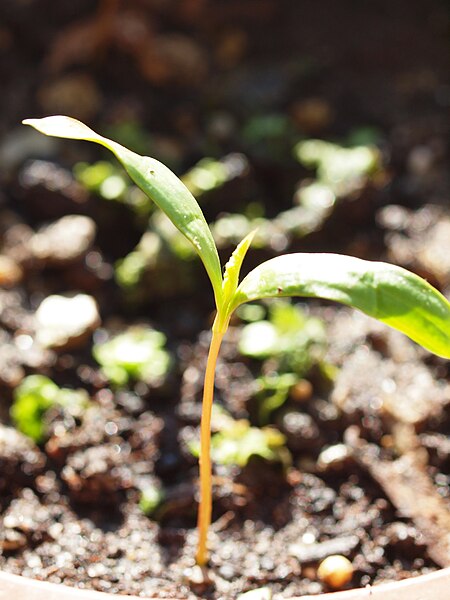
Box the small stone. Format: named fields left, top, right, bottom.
left=289, top=535, right=359, bottom=563
left=218, top=564, right=236, bottom=580
left=183, top=565, right=211, bottom=591
left=281, top=411, right=320, bottom=451
left=237, top=588, right=272, bottom=600
left=1, top=528, right=27, bottom=551
left=290, top=379, right=313, bottom=403
left=317, top=555, right=354, bottom=589
left=48, top=522, right=64, bottom=539
left=35, top=293, right=100, bottom=350
left=30, top=215, right=96, bottom=265
left=317, top=444, right=351, bottom=472
left=0, top=255, right=23, bottom=287
left=87, top=562, right=108, bottom=578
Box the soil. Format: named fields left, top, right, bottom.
left=0, top=1, right=449, bottom=598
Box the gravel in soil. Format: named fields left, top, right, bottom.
left=0, top=308, right=448, bottom=598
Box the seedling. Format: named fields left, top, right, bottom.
left=74, top=159, right=153, bottom=219
left=294, top=138, right=380, bottom=194
left=23, top=116, right=450, bottom=566
left=12, top=374, right=89, bottom=443
left=93, top=325, right=171, bottom=387
left=239, top=301, right=326, bottom=369
left=239, top=301, right=328, bottom=423
left=189, top=408, right=289, bottom=468
left=139, top=484, right=165, bottom=517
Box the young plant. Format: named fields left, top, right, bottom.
left=189, top=407, right=290, bottom=468
left=23, top=116, right=450, bottom=565
left=93, top=325, right=171, bottom=387
left=12, top=374, right=89, bottom=443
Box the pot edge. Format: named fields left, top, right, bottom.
left=0, top=567, right=450, bottom=600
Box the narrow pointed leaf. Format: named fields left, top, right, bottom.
left=221, top=230, right=257, bottom=312
left=23, top=116, right=223, bottom=302
left=230, top=253, right=450, bottom=358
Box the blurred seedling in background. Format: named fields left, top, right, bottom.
left=74, top=160, right=152, bottom=218
left=238, top=301, right=329, bottom=424
left=12, top=374, right=89, bottom=443
left=189, top=406, right=290, bottom=468
left=295, top=138, right=380, bottom=196
left=139, top=484, right=166, bottom=518
left=93, top=325, right=171, bottom=388
left=23, top=116, right=450, bottom=567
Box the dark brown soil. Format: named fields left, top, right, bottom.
left=0, top=1, right=449, bottom=598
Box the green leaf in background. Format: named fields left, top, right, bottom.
left=12, top=375, right=89, bottom=442
left=190, top=416, right=289, bottom=468
left=93, top=326, right=171, bottom=387
left=238, top=301, right=326, bottom=369
left=230, top=253, right=450, bottom=359
left=139, top=485, right=165, bottom=516
left=22, top=116, right=223, bottom=304
left=295, top=139, right=380, bottom=187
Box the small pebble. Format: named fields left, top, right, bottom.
left=30, top=215, right=96, bottom=265
left=291, top=379, right=313, bottom=403
left=0, top=255, right=23, bottom=287
left=35, top=293, right=100, bottom=350
left=317, top=444, right=351, bottom=472
left=1, top=528, right=27, bottom=551
left=317, top=555, right=353, bottom=589
left=290, top=535, right=358, bottom=563
left=237, top=587, right=272, bottom=600
left=183, top=565, right=211, bottom=591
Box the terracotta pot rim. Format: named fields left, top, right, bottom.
left=1, top=567, right=450, bottom=600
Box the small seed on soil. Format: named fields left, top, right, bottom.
left=317, top=555, right=353, bottom=589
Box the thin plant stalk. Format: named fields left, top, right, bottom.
left=196, top=318, right=226, bottom=565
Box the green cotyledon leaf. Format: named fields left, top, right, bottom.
left=22, top=116, right=223, bottom=304
left=229, top=253, right=450, bottom=359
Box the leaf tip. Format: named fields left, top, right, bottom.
left=22, top=115, right=99, bottom=141
left=246, top=227, right=258, bottom=245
